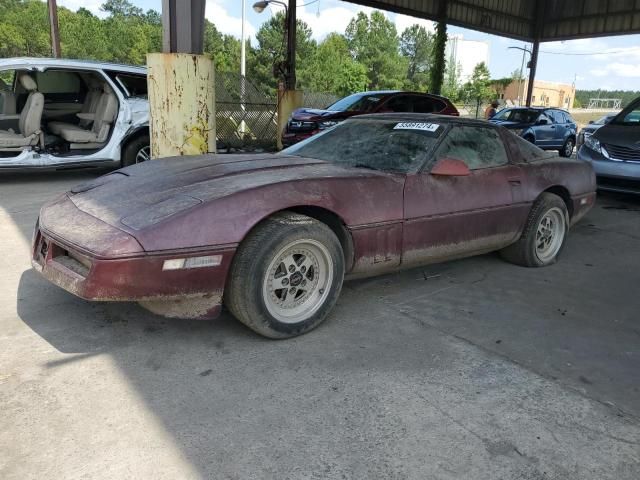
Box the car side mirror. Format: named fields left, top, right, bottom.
left=537, top=118, right=548, bottom=125
left=431, top=157, right=471, bottom=177
left=588, top=120, right=595, bottom=124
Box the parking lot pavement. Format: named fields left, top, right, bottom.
left=1, top=172, right=639, bottom=480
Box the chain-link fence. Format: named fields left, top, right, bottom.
left=215, top=73, right=277, bottom=151
left=215, top=73, right=339, bottom=151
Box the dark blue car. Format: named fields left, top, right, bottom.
left=490, top=107, right=577, bottom=157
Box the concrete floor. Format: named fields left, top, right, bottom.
left=1, top=171, right=639, bottom=480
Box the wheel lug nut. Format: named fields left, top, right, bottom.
left=301, top=280, right=307, bottom=286
left=289, top=287, right=296, bottom=294
left=300, top=266, right=306, bottom=273
left=288, top=265, right=295, bottom=273
left=282, top=278, right=289, bottom=286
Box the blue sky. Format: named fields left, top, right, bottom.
left=58, top=0, right=640, bottom=91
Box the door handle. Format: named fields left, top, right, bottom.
left=508, top=179, right=521, bottom=186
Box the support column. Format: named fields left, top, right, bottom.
left=276, top=0, right=302, bottom=150
left=430, top=0, right=447, bottom=95
left=149, top=0, right=215, bottom=159
left=525, top=41, right=539, bottom=107
left=277, top=85, right=303, bottom=150
left=526, top=0, right=545, bottom=107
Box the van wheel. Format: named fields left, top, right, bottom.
left=122, top=134, right=150, bottom=167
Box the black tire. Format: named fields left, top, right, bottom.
left=225, top=211, right=345, bottom=339
left=559, top=137, right=575, bottom=157
left=121, top=134, right=150, bottom=167
left=500, top=193, right=569, bottom=267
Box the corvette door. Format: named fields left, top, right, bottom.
left=402, top=125, right=525, bottom=266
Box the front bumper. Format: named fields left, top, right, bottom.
left=32, top=198, right=235, bottom=319
left=578, top=146, right=640, bottom=194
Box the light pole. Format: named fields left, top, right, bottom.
left=508, top=45, right=531, bottom=106
left=47, top=0, right=61, bottom=58
left=253, top=0, right=295, bottom=90
left=240, top=0, right=247, bottom=136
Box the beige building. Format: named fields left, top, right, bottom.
left=498, top=79, right=576, bottom=109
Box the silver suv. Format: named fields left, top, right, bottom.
left=0, top=58, right=149, bottom=171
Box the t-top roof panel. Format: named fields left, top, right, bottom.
left=346, top=0, right=640, bottom=42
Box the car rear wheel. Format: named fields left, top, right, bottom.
left=121, top=134, right=150, bottom=167
left=225, top=212, right=344, bottom=338
left=559, top=137, right=575, bottom=157
left=500, top=193, right=569, bottom=267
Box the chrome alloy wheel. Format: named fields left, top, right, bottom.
left=136, top=145, right=151, bottom=163
left=535, top=207, right=566, bottom=263
left=262, top=239, right=333, bottom=324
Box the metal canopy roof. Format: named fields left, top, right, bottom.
left=346, top=0, right=640, bottom=41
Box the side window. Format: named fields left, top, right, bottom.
left=538, top=112, right=552, bottom=124
left=0, top=70, right=17, bottom=114
left=383, top=96, right=413, bottom=113
left=413, top=96, right=445, bottom=113
left=36, top=70, right=81, bottom=94
left=110, top=73, right=147, bottom=98
left=433, top=126, right=509, bottom=170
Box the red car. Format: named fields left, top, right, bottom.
left=282, top=90, right=459, bottom=147
left=33, top=114, right=596, bottom=338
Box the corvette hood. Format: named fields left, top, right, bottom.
left=67, top=154, right=387, bottom=230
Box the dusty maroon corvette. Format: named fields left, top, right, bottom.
left=33, top=114, right=596, bottom=338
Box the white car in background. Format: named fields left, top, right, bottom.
left=0, top=58, right=149, bottom=171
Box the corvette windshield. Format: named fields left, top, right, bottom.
left=282, top=119, right=443, bottom=173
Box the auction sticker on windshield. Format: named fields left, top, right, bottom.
left=393, top=122, right=440, bottom=132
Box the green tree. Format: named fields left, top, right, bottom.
left=248, top=12, right=316, bottom=95
left=461, top=62, right=494, bottom=118
left=345, top=11, right=406, bottom=89
left=204, top=21, right=243, bottom=74
left=429, top=21, right=447, bottom=94
left=59, top=7, right=109, bottom=60
left=511, top=68, right=525, bottom=81
left=0, top=0, right=51, bottom=57
left=442, top=52, right=461, bottom=101
left=101, top=0, right=143, bottom=17
left=307, top=33, right=367, bottom=96
left=400, top=24, right=434, bottom=91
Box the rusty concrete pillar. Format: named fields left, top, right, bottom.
left=277, top=86, right=303, bottom=150
left=147, top=53, right=215, bottom=158
left=149, top=0, right=215, bottom=158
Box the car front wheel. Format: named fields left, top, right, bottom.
left=559, top=137, right=575, bottom=157
left=226, top=212, right=345, bottom=338
left=500, top=193, right=569, bottom=267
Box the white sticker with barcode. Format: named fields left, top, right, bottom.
left=393, top=122, right=440, bottom=132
